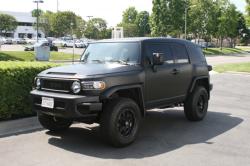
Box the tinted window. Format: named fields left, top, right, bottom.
left=81, top=42, right=140, bottom=64
left=145, top=43, right=174, bottom=64
left=171, top=43, right=189, bottom=64
left=188, top=46, right=206, bottom=63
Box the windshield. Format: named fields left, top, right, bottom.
left=81, top=42, right=140, bottom=65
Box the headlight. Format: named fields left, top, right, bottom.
left=71, top=81, right=81, bottom=94
left=81, top=81, right=106, bottom=90
left=36, top=78, right=41, bottom=89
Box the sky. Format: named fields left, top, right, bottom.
left=0, top=0, right=247, bottom=27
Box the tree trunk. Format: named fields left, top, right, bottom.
left=220, top=36, right=223, bottom=50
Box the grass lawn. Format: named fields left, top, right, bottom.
left=235, top=46, right=250, bottom=52
left=214, top=62, right=250, bottom=73
left=203, top=47, right=246, bottom=55
left=0, top=51, right=81, bottom=61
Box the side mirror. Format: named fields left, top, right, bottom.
left=152, top=53, right=164, bottom=65
left=207, top=65, right=213, bottom=71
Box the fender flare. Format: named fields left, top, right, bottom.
left=189, top=76, right=209, bottom=93
left=100, top=84, right=146, bottom=116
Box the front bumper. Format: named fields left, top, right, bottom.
left=30, top=90, right=102, bottom=119
left=210, top=83, right=213, bottom=91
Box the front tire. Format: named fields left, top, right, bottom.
left=100, top=98, right=141, bottom=147
left=38, top=113, right=73, bottom=132
left=184, top=86, right=209, bottom=121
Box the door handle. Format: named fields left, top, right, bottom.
left=171, top=68, right=179, bottom=75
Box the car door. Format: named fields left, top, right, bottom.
left=144, top=42, right=178, bottom=108
left=170, top=43, right=193, bottom=96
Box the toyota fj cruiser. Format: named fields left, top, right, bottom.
left=30, top=38, right=213, bottom=147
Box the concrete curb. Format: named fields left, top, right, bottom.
left=0, top=117, right=43, bottom=138
left=225, top=71, right=250, bottom=75
left=209, top=71, right=219, bottom=75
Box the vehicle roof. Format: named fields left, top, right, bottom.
left=92, top=37, right=195, bottom=46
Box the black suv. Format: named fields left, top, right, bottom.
left=30, top=38, right=213, bottom=147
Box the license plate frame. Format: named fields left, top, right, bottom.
left=41, top=97, right=54, bottom=109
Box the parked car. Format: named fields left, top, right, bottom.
left=64, top=40, right=75, bottom=47
left=24, top=41, right=58, bottom=51
left=4, top=38, right=13, bottom=44
left=30, top=37, right=213, bottom=147
left=13, top=38, right=27, bottom=44
left=0, top=37, right=6, bottom=45
left=25, top=38, right=37, bottom=44
left=75, top=40, right=86, bottom=48
left=52, top=39, right=67, bottom=47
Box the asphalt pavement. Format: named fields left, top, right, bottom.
left=0, top=73, right=250, bottom=166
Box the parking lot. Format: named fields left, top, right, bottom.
left=0, top=44, right=85, bottom=55
left=0, top=73, right=249, bottom=166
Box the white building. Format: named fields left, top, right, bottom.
left=0, top=11, right=45, bottom=38
left=112, top=27, right=124, bottom=39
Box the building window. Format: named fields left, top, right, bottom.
left=18, top=22, right=33, bottom=26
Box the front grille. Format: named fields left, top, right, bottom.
left=41, top=79, right=73, bottom=92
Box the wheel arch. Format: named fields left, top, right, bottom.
left=189, top=76, right=210, bottom=99
left=100, top=84, right=146, bottom=116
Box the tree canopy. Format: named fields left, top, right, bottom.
left=0, top=14, right=17, bottom=35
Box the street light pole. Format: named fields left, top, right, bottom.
left=57, top=0, right=59, bottom=12
left=33, top=0, right=44, bottom=43
left=71, top=22, right=75, bottom=64
left=86, top=16, right=93, bottom=21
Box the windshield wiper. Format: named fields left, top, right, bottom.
left=108, top=59, right=129, bottom=65
left=91, top=60, right=104, bottom=63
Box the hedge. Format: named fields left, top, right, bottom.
left=0, top=62, right=58, bottom=120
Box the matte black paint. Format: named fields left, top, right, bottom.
left=30, top=37, right=212, bottom=120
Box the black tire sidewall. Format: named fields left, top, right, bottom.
left=185, top=86, right=209, bottom=121
left=192, top=87, right=208, bottom=120
left=101, top=98, right=141, bottom=147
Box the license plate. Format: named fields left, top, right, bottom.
left=41, top=97, right=54, bottom=109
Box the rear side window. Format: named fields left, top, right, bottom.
left=145, top=43, right=174, bottom=64
left=187, top=45, right=206, bottom=64
left=171, top=43, right=189, bottom=64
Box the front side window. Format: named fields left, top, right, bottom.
left=81, top=42, right=140, bottom=65
left=145, top=43, right=174, bottom=64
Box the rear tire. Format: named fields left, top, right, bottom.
left=100, top=98, right=141, bottom=147
left=38, top=113, right=72, bottom=132
left=184, top=86, right=208, bottom=121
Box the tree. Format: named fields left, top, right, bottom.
left=118, top=23, right=138, bottom=37
left=135, top=11, right=151, bottom=36
left=84, top=18, right=110, bottom=39
left=122, top=7, right=138, bottom=24
left=31, top=9, right=43, bottom=17
left=246, top=0, right=250, bottom=26
left=188, top=0, right=219, bottom=42
left=217, top=1, right=238, bottom=48
left=51, top=11, right=77, bottom=37
left=151, top=0, right=185, bottom=37
left=119, top=7, right=139, bottom=37
left=151, top=0, right=169, bottom=36
left=0, top=14, right=17, bottom=35
left=237, top=13, right=250, bottom=45
left=36, top=11, right=54, bottom=37
left=75, top=16, right=86, bottom=38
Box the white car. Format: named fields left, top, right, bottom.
left=52, top=39, right=67, bottom=47
left=75, top=40, right=86, bottom=48
left=13, top=38, right=26, bottom=44
left=0, top=37, right=6, bottom=45
left=64, top=40, right=75, bottom=47
left=25, top=38, right=37, bottom=44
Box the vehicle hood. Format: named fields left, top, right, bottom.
left=38, top=63, right=142, bottom=79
